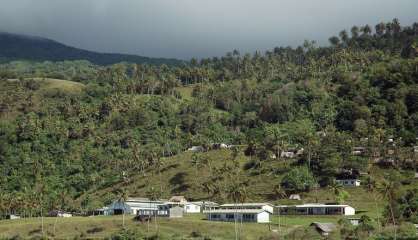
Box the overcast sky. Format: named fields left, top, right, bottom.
left=0, top=0, right=417, bottom=59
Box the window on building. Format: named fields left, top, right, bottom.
left=243, top=214, right=254, bottom=220
left=226, top=214, right=235, bottom=219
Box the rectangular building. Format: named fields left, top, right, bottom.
left=277, top=204, right=355, bottom=216
left=204, top=209, right=270, bottom=223
left=219, top=203, right=274, bottom=214
left=336, top=179, right=361, bottom=187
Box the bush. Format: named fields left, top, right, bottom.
left=107, top=229, right=145, bottom=240
left=281, top=166, right=316, bottom=193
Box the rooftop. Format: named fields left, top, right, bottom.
left=220, top=203, right=273, bottom=207
left=203, top=209, right=268, bottom=214
left=310, top=222, right=336, bottom=233
left=278, top=203, right=352, bottom=208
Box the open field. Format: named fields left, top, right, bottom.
left=0, top=214, right=302, bottom=239
left=30, top=77, right=85, bottom=93
left=0, top=213, right=360, bottom=239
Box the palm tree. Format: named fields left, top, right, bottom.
left=378, top=178, right=399, bottom=240
left=117, top=188, right=129, bottom=229
left=329, top=36, right=340, bottom=47
left=351, top=26, right=360, bottom=39
left=329, top=180, right=349, bottom=204
left=375, top=22, right=386, bottom=36
left=227, top=177, right=247, bottom=240
left=392, top=18, right=401, bottom=36
left=363, top=176, right=382, bottom=233
left=339, top=30, right=349, bottom=46
left=146, top=186, right=161, bottom=234
left=361, top=25, right=372, bottom=36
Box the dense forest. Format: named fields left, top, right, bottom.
left=0, top=19, right=417, bottom=230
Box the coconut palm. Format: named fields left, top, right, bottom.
left=378, top=177, right=400, bottom=240
left=363, top=176, right=382, bottom=233
left=117, top=188, right=129, bottom=229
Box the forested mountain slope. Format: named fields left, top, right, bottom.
left=0, top=32, right=184, bottom=66
left=0, top=20, right=417, bottom=229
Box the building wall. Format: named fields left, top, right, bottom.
left=169, top=206, right=184, bottom=218
left=262, top=205, right=274, bottom=214
left=256, top=212, right=270, bottom=223
left=278, top=206, right=354, bottom=215
left=344, top=207, right=356, bottom=215
left=207, top=212, right=268, bottom=223
left=185, top=204, right=201, bottom=213
left=336, top=180, right=361, bottom=187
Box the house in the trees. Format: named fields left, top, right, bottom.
left=168, top=196, right=188, bottom=205
left=212, top=143, right=231, bottom=150
left=352, top=147, right=366, bottom=156
left=204, top=203, right=273, bottom=223
left=289, top=194, right=301, bottom=201
left=48, top=210, right=72, bottom=217
left=91, top=207, right=111, bottom=216
left=310, top=222, right=336, bottom=236
left=348, top=218, right=361, bottom=226
left=5, top=214, right=20, bottom=220
left=187, top=146, right=205, bottom=152
left=277, top=204, right=355, bottom=216
left=336, top=179, right=361, bottom=187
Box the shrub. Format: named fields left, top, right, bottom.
left=281, top=166, right=316, bottom=193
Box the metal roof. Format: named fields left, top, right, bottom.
left=203, top=209, right=268, bottom=214
left=277, top=204, right=352, bottom=208
left=220, top=203, right=273, bottom=207
left=310, top=222, right=336, bottom=233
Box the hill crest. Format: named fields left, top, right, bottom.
left=0, top=32, right=184, bottom=66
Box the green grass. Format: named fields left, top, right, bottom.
left=0, top=214, right=362, bottom=239
left=0, top=215, right=284, bottom=240
left=31, top=77, right=85, bottom=93
left=176, top=85, right=195, bottom=100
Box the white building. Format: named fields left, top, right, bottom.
left=336, top=179, right=361, bottom=187
left=219, top=203, right=274, bottom=214
left=187, top=146, right=205, bottom=152
left=204, top=202, right=273, bottom=223
left=184, top=201, right=219, bottom=213
left=48, top=210, right=72, bottom=218
left=289, top=194, right=301, bottom=201
left=277, top=204, right=355, bottom=216
left=6, top=214, right=20, bottom=220
left=204, top=209, right=270, bottom=223
left=107, top=197, right=166, bottom=215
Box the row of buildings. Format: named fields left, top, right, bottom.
left=98, top=196, right=356, bottom=223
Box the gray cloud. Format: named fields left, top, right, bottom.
left=0, top=0, right=417, bottom=59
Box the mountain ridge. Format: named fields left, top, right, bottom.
left=0, top=32, right=184, bottom=66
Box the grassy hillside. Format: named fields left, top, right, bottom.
left=0, top=20, right=417, bottom=240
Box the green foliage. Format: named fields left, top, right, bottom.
left=0, top=20, right=417, bottom=215
left=281, top=166, right=316, bottom=193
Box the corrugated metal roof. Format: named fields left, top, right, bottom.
left=220, top=203, right=273, bottom=207
left=277, top=204, right=351, bottom=208
left=310, top=222, right=336, bottom=233
left=203, top=209, right=268, bottom=214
